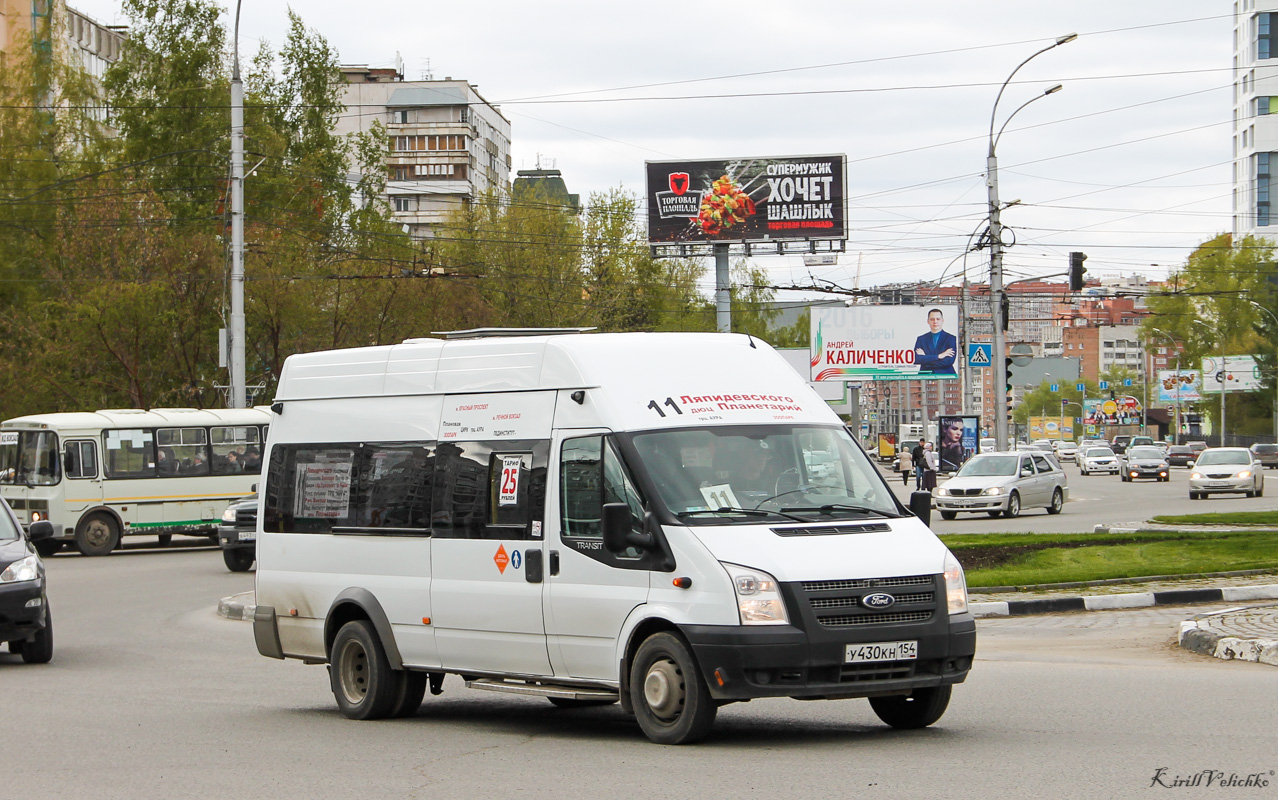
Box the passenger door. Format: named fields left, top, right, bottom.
left=1030, top=453, right=1057, bottom=506
left=544, top=432, right=651, bottom=681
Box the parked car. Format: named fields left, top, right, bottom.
left=1189, top=447, right=1264, bottom=499
left=1110, top=434, right=1132, bottom=454
left=1166, top=445, right=1196, bottom=467
left=217, top=493, right=258, bottom=572
left=933, top=451, right=1068, bottom=519
left=1118, top=445, right=1171, bottom=482
left=1079, top=446, right=1120, bottom=475
left=1248, top=443, right=1278, bottom=469
left=0, top=502, right=53, bottom=663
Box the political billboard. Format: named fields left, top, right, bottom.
left=645, top=155, right=847, bottom=243
left=1156, top=369, right=1203, bottom=403
left=1083, top=396, right=1143, bottom=426
left=1200, top=356, right=1263, bottom=393
left=811, top=305, right=960, bottom=382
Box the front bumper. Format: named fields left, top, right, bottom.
left=1083, top=461, right=1119, bottom=472
left=217, top=523, right=255, bottom=551
left=1124, top=466, right=1168, bottom=480
left=1189, top=476, right=1254, bottom=494
left=0, top=577, right=47, bottom=642
left=682, top=575, right=975, bottom=701
left=934, top=493, right=1007, bottom=512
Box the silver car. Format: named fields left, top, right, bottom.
left=1079, top=446, right=1120, bottom=475
left=1189, top=448, right=1265, bottom=499
left=934, top=451, right=1069, bottom=519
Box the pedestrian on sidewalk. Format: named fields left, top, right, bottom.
left=911, top=438, right=927, bottom=490
left=923, top=442, right=939, bottom=491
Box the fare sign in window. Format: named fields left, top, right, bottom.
left=499, top=455, right=523, bottom=506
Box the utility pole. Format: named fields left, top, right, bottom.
left=228, top=0, right=247, bottom=409
left=714, top=243, right=730, bottom=333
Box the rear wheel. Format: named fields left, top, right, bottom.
left=222, top=547, right=255, bottom=572
left=1003, top=491, right=1021, bottom=518
left=33, top=539, right=62, bottom=558
left=330, top=620, right=400, bottom=720
left=157, top=534, right=172, bottom=546
left=75, top=513, right=118, bottom=556
left=630, top=632, right=717, bottom=745
left=1046, top=488, right=1063, bottom=515
left=939, top=510, right=958, bottom=520
left=21, top=605, right=53, bottom=664
left=869, top=684, right=952, bottom=729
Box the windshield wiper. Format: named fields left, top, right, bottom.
left=677, top=507, right=807, bottom=522
left=779, top=503, right=902, bottom=519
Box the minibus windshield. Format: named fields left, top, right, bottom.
left=629, top=424, right=900, bottom=523
left=0, top=430, right=60, bottom=486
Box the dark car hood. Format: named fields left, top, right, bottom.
left=0, top=536, right=31, bottom=570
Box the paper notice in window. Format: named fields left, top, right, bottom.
left=296, top=462, right=353, bottom=518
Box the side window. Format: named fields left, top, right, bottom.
left=64, top=440, right=98, bottom=480
left=354, top=444, right=432, bottom=529
left=103, top=429, right=155, bottom=479
left=433, top=439, right=547, bottom=540
left=1018, top=456, right=1034, bottom=476
left=1031, top=454, right=1052, bottom=473
left=210, top=425, right=262, bottom=475
left=157, top=427, right=208, bottom=477
left=263, top=445, right=357, bottom=533
left=559, top=435, right=644, bottom=553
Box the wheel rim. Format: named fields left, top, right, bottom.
left=642, top=657, right=684, bottom=721
left=1052, top=491, right=1062, bottom=512
left=337, top=639, right=371, bottom=705
left=83, top=519, right=111, bottom=549
left=1008, top=494, right=1019, bottom=516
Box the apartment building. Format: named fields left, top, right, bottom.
left=1, top=1, right=123, bottom=87
left=334, top=65, right=512, bottom=238
left=1233, top=0, right=1278, bottom=234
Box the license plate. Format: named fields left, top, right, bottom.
left=845, top=640, right=918, bottom=663
left=237, top=531, right=256, bottom=541
left=1207, top=482, right=1231, bottom=488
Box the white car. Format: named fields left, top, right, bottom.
left=934, top=451, right=1069, bottom=519
left=1079, top=446, right=1120, bottom=475
left=1189, top=447, right=1265, bottom=499
left=1053, top=440, right=1079, bottom=460
left=980, top=437, right=998, bottom=453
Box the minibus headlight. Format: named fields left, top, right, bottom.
left=721, top=562, right=789, bottom=626
left=1, top=555, right=40, bottom=583
left=944, top=551, right=968, bottom=615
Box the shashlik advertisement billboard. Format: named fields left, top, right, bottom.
left=810, top=305, right=960, bottom=382
left=645, top=155, right=847, bottom=243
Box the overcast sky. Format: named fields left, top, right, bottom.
left=72, top=1, right=1235, bottom=298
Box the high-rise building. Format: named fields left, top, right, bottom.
left=1, top=1, right=124, bottom=97
left=1233, top=1, right=1278, bottom=234
left=334, top=65, right=512, bottom=239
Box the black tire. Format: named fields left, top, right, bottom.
left=222, top=547, right=255, bottom=572
left=1046, top=488, right=1063, bottom=515
left=870, top=684, right=952, bottom=729
left=330, top=620, right=401, bottom=720
left=629, top=632, right=717, bottom=745
left=1258, top=483, right=1265, bottom=498
left=21, top=605, right=53, bottom=664
left=986, top=511, right=1001, bottom=518
left=157, top=534, right=172, bottom=546
left=1189, top=492, right=1200, bottom=500
left=33, top=539, right=62, bottom=558
left=75, top=513, right=118, bottom=556
left=8, top=638, right=23, bottom=655
left=390, top=670, right=428, bottom=718
left=1003, top=491, right=1021, bottom=518
left=939, top=510, right=958, bottom=520
left=548, top=696, right=618, bottom=709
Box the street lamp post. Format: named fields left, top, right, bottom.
left=1247, top=300, right=1278, bottom=441
left=988, top=33, right=1076, bottom=453
left=228, top=0, right=246, bottom=409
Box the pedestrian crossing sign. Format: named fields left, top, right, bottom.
left=967, top=343, right=992, bottom=367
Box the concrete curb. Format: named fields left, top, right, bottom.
left=1179, top=609, right=1278, bottom=666
left=969, top=583, right=1278, bottom=618
left=218, top=591, right=256, bottom=621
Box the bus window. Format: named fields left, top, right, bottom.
left=103, top=429, right=155, bottom=479
left=158, top=427, right=208, bottom=477
left=211, top=425, right=261, bottom=475
left=1, top=430, right=61, bottom=485
left=64, top=440, right=98, bottom=480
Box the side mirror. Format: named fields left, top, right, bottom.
left=1187, top=460, right=1195, bottom=468
left=602, top=503, right=655, bottom=554
left=909, top=491, right=932, bottom=526
left=28, top=520, right=54, bottom=542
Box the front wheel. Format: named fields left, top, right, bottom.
left=1003, top=491, right=1021, bottom=518
left=629, top=632, right=717, bottom=745
left=330, top=620, right=402, bottom=720
left=75, top=513, right=118, bottom=556
left=1046, top=488, right=1063, bottom=515
left=939, top=510, right=958, bottom=520
left=21, top=605, right=53, bottom=664
left=869, top=684, right=952, bottom=729
left=222, top=547, right=255, bottom=572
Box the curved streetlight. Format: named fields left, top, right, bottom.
left=988, top=33, right=1077, bottom=453
left=1247, top=300, right=1278, bottom=440
left=1148, top=327, right=1182, bottom=443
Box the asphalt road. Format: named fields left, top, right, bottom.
left=2, top=548, right=1274, bottom=799
left=881, top=460, right=1278, bottom=534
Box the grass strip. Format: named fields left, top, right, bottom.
left=1148, top=510, right=1278, bottom=526
left=940, top=530, right=1278, bottom=587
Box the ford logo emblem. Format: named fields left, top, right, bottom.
left=863, top=592, right=896, bottom=610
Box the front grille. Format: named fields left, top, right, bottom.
left=771, top=523, right=891, bottom=536
left=819, top=611, right=932, bottom=627
left=810, top=591, right=933, bottom=609
left=235, top=509, right=258, bottom=526
left=803, top=575, right=932, bottom=592
left=948, top=488, right=983, bottom=497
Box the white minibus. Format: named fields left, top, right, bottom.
left=253, top=331, right=974, bottom=744
left=1, top=407, right=270, bottom=555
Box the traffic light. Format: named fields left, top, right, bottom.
left=1069, top=251, right=1087, bottom=291
left=1005, top=357, right=1016, bottom=431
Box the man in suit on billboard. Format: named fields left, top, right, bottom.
left=914, top=308, right=957, bottom=376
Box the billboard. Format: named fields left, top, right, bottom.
left=1156, top=369, right=1203, bottom=403
left=646, top=155, right=847, bottom=243
left=811, top=305, right=960, bottom=382
left=1083, top=396, right=1142, bottom=426
left=937, top=415, right=979, bottom=472
left=1029, top=416, right=1075, bottom=440
left=1201, top=356, right=1264, bottom=393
